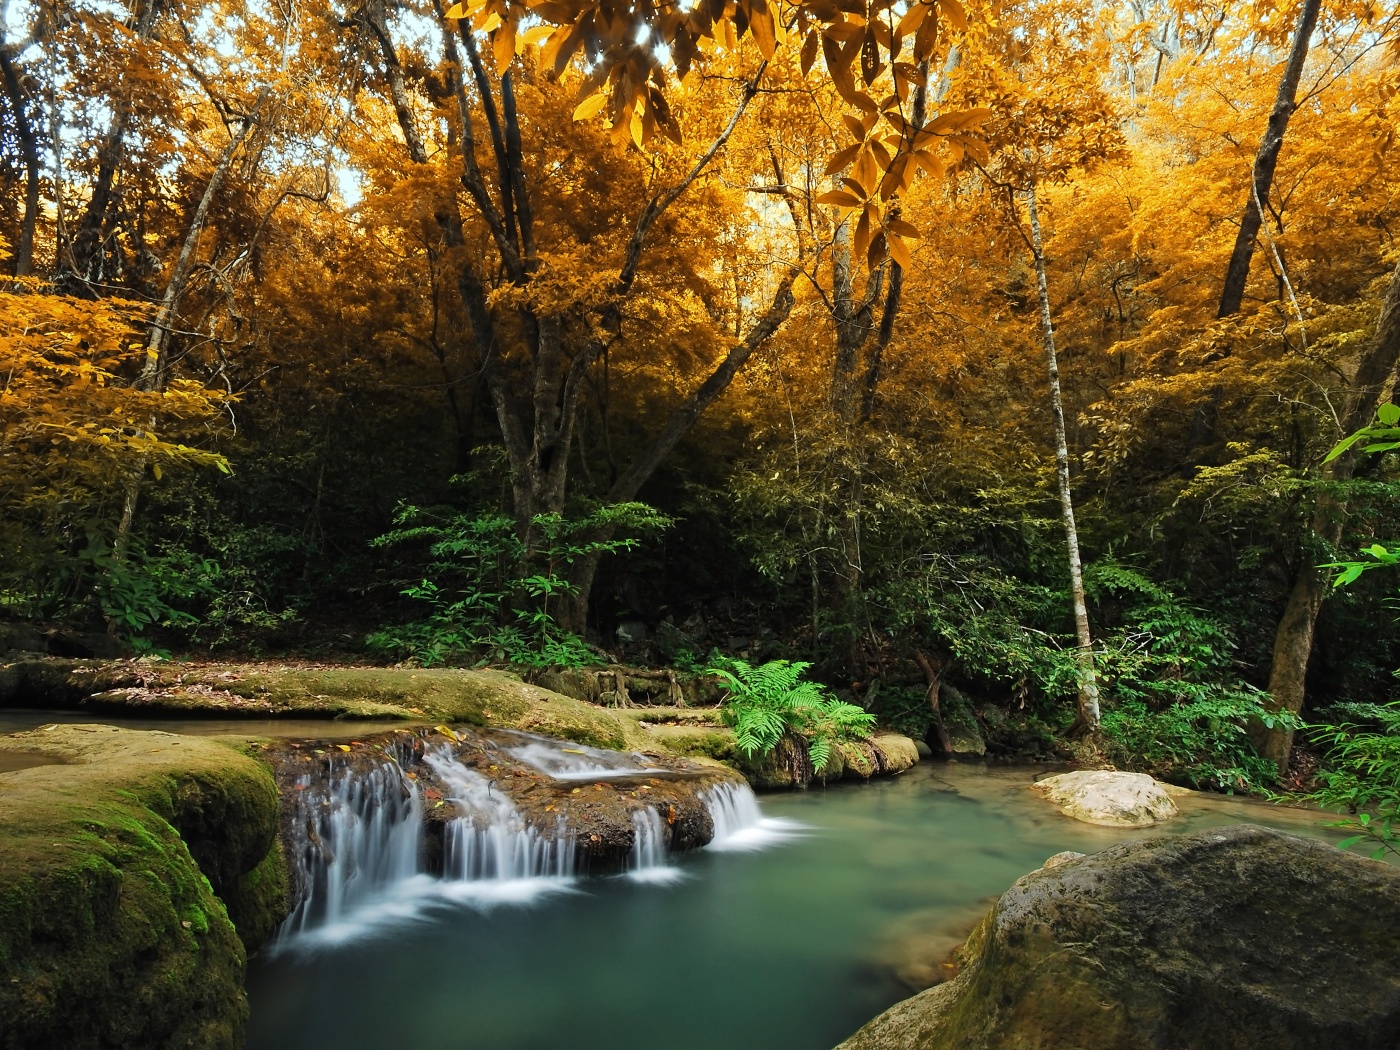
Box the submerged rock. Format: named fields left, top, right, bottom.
left=1031, top=769, right=1178, bottom=827
left=0, top=725, right=285, bottom=1050
left=837, top=824, right=1400, bottom=1050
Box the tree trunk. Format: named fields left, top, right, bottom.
left=914, top=650, right=954, bottom=754
left=112, top=98, right=266, bottom=563
left=1257, top=256, right=1400, bottom=769
left=1027, top=183, right=1100, bottom=734
left=554, top=271, right=799, bottom=632
left=62, top=0, right=160, bottom=292
left=0, top=44, right=39, bottom=277
left=1216, top=0, right=1321, bottom=318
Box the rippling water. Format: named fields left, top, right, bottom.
left=245, top=761, right=1345, bottom=1050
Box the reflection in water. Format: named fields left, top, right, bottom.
left=247, top=761, right=1349, bottom=1050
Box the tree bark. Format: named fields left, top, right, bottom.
left=0, top=43, right=40, bottom=277
left=556, top=270, right=799, bottom=632
left=426, top=27, right=785, bottom=631
left=1216, top=0, right=1321, bottom=318
left=1027, top=183, right=1100, bottom=733
left=914, top=650, right=954, bottom=754
left=63, top=0, right=160, bottom=292
left=1256, top=256, right=1400, bottom=770
left=112, top=96, right=266, bottom=562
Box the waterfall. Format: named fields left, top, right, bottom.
left=627, top=807, right=683, bottom=884
left=703, top=782, right=807, bottom=852
left=281, top=759, right=423, bottom=937
left=273, top=738, right=801, bottom=947
left=426, top=747, right=576, bottom=889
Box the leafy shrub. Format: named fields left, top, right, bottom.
left=367, top=501, right=670, bottom=667
left=1089, top=563, right=1290, bottom=790
left=709, top=658, right=876, bottom=771
left=1299, top=702, right=1400, bottom=859
left=83, top=537, right=222, bottom=648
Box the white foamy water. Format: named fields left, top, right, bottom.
left=280, top=760, right=423, bottom=939
left=426, top=746, right=576, bottom=882
left=273, top=750, right=800, bottom=949
left=503, top=731, right=673, bottom=781
left=274, top=748, right=578, bottom=951
left=626, top=807, right=685, bottom=884
left=703, top=782, right=808, bottom=852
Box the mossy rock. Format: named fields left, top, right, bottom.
left=645, top=724, right=739, bottom=762
left=0, top=725, right=287, bottom=1050
left=836, top=825, right=1400, bottom=1050
left=0, top=661, right=655, bottom=753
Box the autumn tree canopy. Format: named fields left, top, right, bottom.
left=2, top=0, right=1399, bottom=780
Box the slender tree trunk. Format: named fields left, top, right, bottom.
left=1256, top=256, right=1400, bottom=770
left=1027, top=184, right=1100, bottom=733
left=0, top=45, right=39, bottom=277
left=555, top=272, right=799, bottom=632
left=63, top=0, right=160, bottom=291
left=824, top=68, right=934, bottom=671
left=112, top=99, right=265, bottom=563
left=914, top=650, right=954, bottom=754
left=1216, top=0, right=1321, bottom=318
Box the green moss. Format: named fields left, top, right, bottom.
left=0, top=725, right=289, bottom=1049
left=646, top=724, right=739, bottom=761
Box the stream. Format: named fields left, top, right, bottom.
left=244, top=759, right=1348, bottom=1050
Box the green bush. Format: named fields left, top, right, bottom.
left=367, top=501, right=670, bottom=667
left=1300, top=702, right=1400, bottom=859
left=1089, top=563, right=1289, bottom=791
left=709, top=658, right=876, bottom=772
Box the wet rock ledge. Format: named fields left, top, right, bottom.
left=0, top=657, right=921, bottom=789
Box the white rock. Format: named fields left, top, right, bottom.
left=1031, top=770, right=1178, bottom=828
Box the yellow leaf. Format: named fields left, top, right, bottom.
left=815, top=189, right=863, bottom=208
left=573, top=93, right=607, bottom=121
left=493, top=20, right=516, bottom=70
left=887, top=230, right=912, bottom=269
left=749, top=1, right=776, bottom=59
left=939, top=0, right=968, bottom=32
left=823, top=142, right=862, bottom=176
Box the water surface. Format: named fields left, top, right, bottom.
left=246, top=761, right=1346, bottom=1050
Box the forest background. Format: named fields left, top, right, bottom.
left=2, top=0, right=1399, bottom=796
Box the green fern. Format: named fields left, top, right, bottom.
left=709, top=658, right=876, bottom=772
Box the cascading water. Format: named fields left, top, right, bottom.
left=280, top=758, right=423, bottom=939
left=627, top=806, right=683, bottom=883
left=426, top=746, right=576, bottom=889
left=272, top=730, right=800, bottom=947
left=702, top=782, right=807, bottom=852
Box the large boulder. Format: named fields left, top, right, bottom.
left=0, top=725, right=287, bottom=1050
left=1031, top=769, right=1178, bottom=827
left=837, top=824, right=1400, bottom=1050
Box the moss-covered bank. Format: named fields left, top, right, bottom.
left=0, top=659, right=656, bottom=751
left=0, top=725, right=286, bottom=1050
left=0, top=659, right=919, bottom=788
